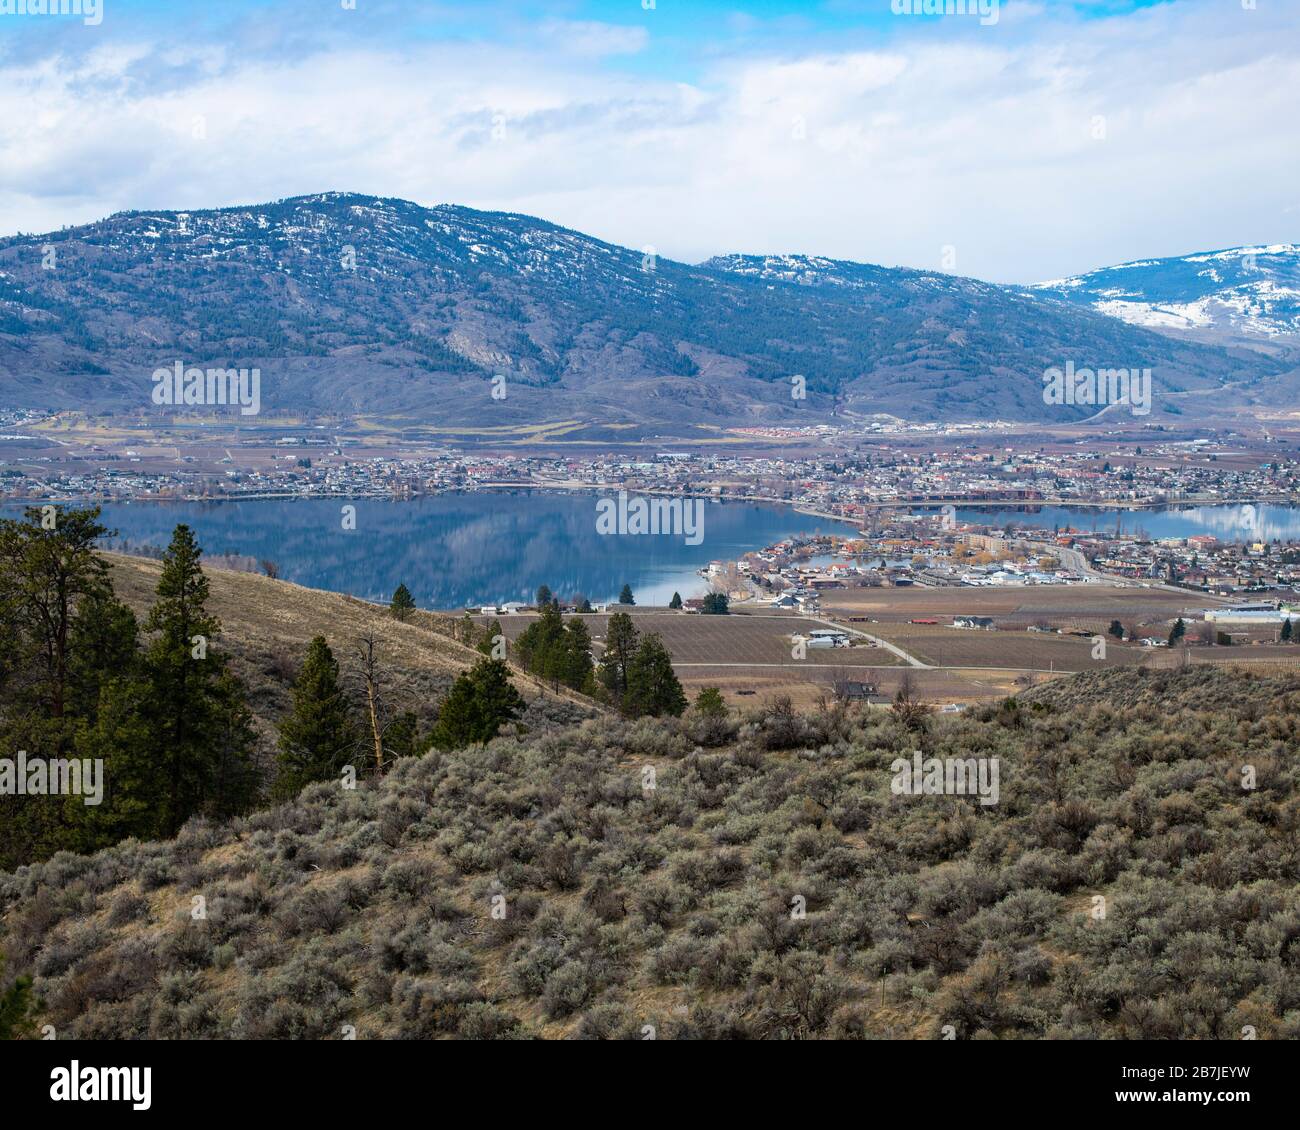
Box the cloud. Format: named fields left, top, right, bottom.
left=0, top=0, right=1295, bottom=284
left=537, top=20, right=649, bottom=58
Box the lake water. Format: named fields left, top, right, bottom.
left=8, top=495, right=1296, bottom=609
left=950, top=503, right=1300, bottom=543
left=18, top=492, right=855, bottom=609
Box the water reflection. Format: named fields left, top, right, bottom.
left=25, top=492, right=855, bottom=609
left=952, top=503, right=1300, bottom=543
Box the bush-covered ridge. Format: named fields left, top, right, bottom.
left=2, top=665, right=1298, bottom=1040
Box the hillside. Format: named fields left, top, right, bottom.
left=103, top=552, right=596, bottom=769
left=3, top=664, right=1298, bottom=1040
left=1033, top=244, right=1300, bottom=352
left=0, top=193, right=1283, bottom=428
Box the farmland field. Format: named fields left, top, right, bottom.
left=476, top=610, right=904, bottom=668
left=819, top=584, right=1213, bottom=636
left=859, top=622, right=1147, bottom=671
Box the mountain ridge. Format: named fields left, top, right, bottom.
left=0, top=192, right=1291, bottom=430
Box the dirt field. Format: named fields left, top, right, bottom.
left=860, top=622, right=1148, bottom=672
left=820, top=584, right=1213, bottom=637
left=477, top=611, right=904, bottom=668
left=671, top=663, right=1037, bottom=708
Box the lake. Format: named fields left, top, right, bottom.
left=8, top=495, right=1297, bottom=609
left=22, top=491, right=855, bottom=609
left=950, top=502, right=1300, bottom=542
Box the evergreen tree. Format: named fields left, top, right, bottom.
left=693, top=686, right=727, bottom=717
left=562, top=619, right=595, bottom=692
left=618, top=584, right=635, bottom=605
left=0, top=954, right=37, bottom=1041
left=516, top=603, right=565, bottom=676
left=702, top=592, right=730, bottom=614
left=669, top=592, right=682, bottom=610
left=382, top=710, right=424, bottom=761
left=389, top=584, right=416, bottom=621
left=578, top=597, right=593, bottom=614
left=0, top=506, right=120, bottom=867
left=1108, top=619, right=1124, bottom=640
left=598, top=612, right=640, bottom=701
left=140, top=525, right=257, bottom=837
left=1281, top=618, right=1293, bottom=643
left=1169, top=618, right=1186, bottom=646
left=624, top=633, right=686, bottom=718
left=66, top=592, right=140, bottom=724
left=274, top=636, right=359, bottom=798
left=535, top=584, right=552, bottom=608
left=0, top=505, right=111, bottom=726
left=428, top=658, right=524, bottom=750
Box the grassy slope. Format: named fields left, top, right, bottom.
left=2, top=665, right=1298, bottom=1040
left=105, top=552, right=595, bottom=757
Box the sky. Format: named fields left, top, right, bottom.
left=0, top=0, right=1295, bottom=283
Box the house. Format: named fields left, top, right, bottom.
left=836, top=681, right=878, bottom=701
left=808, top=629, right=850, bottom=646
left=953, top=616, right=994, bottom=630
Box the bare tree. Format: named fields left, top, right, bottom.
left=350, top=634, right=419, bottom=775
left=354, top=635, right=386, bottom=773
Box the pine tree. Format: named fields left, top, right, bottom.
left=625, top=633, right=686, bottom=718
left=598, top=612, right=639, bottom=700
left=0, top=954, right=38, bottom=1041
left=274, top=636, right=359, bottom=798
left=702, top=592, right=729, bottom=614
left=1168, top=618, right=1186, bottom=646
left=669, top=592, right=683, bottom=610
left=0, top=505, right=111, bottom=725
left=618, top=584, right=635, bottom=605
left=1281, top=618, right=1293, bottom=643
left=694, top=686, right=726, bottom=717
left=1108, top=619, right=1124, bottom=640
left=390, top=584, right=416, bottom=621
left=140, top=525, right=257, bottom=837
left=428, top=657, right=524, bottom=750
left=516, top=603, right=565, bottom=677
left=535, top=584, right=552, bottom=608
left=0, top=506, right=118, bottom=866
left=562, top=618, right=595, bottom=691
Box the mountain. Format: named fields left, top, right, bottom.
left=0, top=193, right=1289, bottom=430
left=1032, top=244, right=1300, bottom=350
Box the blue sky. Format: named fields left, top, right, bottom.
left=0, top=0, right=1295, bottom=282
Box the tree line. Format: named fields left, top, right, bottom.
left=0, top=507, right=529, bottom=872
left=0, top=507, right=257, bottom=871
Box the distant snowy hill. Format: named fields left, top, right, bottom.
left=1032, top=244, right=1300, bottom=347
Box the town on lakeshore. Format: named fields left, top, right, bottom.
left=6, top=410, right=1300, bottom=711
